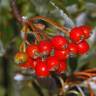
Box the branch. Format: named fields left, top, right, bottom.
left=10, top=0, right=24, bottom=24
left=29, top=16, right=69, bottom=35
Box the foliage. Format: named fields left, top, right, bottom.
left=0, top=0, right=96, bottom=96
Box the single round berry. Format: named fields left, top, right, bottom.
left=15, top=52, right=28, bottom=64
left=19, top=58, right=34, bottom=69
left=79, top=25, right=92, bottom=39
left=68, top=43, right=78, bottom=55
left=27, top=58, right=36, bottom=69
left=26, top=44, right=39, bottom=59
left=46, top=56, right=59, bottom=71
left=77, top=40, right=89, bottom=54
left=31, top=57, right=42, bottom=69
left=70, top=27, right=84, bottom=43
left=56, top=61, right=67, bottom=74
left=51, top=35, right=68, bottom=50
left=35, top=61, right=49, bottom=77
left=54, top=49, right=69, bottom=60
left=38, top=40, right=52, bottom=55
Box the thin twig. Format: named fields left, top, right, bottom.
left=84, top=68, right=96, bottom=73
left=10, top=0, right=24, bottom=24
left=74, top=72, right=92, bottom=77
left=87, top=82, right=95, bottom=96
left=29, top=16, right=69, bottom=35
left=76, top=85, right=85, bottom=96
left=32, top=79, right=45, bottom=96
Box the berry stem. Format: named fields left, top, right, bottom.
left=11, top=0, right=69, bottom=36
left=29, top=16, right=69, bottom=35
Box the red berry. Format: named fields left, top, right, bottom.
left=31, top=57, right=42, bottom=68
left=77, top=40, right=89, bottom=54
left=54, top=49, right=69, bottom=60
left=79, top=25, right=92, bottom=39
left=70, top=27, right=84, bottom=43
left=26, top=44, right=39, bottom=59
left=68, top=43, right=78, bottom=55
left=46, top=56, right=59, bottom=71
left=38, top=40, right=52, bottom=55
left=28, top=58, right=36, bottom=69
left=15, top=52, right=28, bottom=64
left=56, top=61, right=67, bottom=74
left=35, top=61, right=49, bottom=77
left=19, top=58, right=35, bottom=69
left=51, top=35, right=68, bottom=50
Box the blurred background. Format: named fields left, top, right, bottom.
left=0, top=0, right=96, bottom=96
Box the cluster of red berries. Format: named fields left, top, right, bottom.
left=15, top=25, right=91, bottom=77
